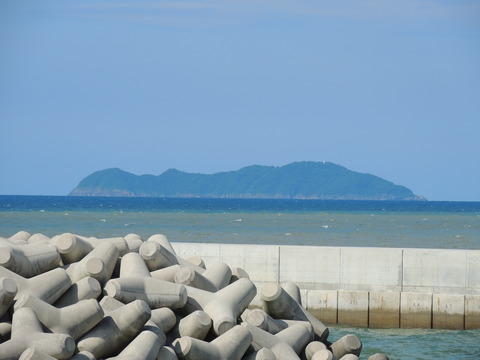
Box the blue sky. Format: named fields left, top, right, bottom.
left=1, top=0, right=479, bottom=201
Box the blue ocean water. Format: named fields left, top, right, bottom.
left=1, top=195, right=479, bottom=358
left=1, top=195, right=479, bottom=249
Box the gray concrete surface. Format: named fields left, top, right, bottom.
left=172, top=325, right=252, bottom=360
left=77, top=299, right=151, bottom=358
left=181, top=277, right=257, bottom=335
left=0, top=307, right=75, bottom=359
left=172, top=242, right=480, bottom=329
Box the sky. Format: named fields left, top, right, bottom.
left=0, top=1, right=479, bottom=201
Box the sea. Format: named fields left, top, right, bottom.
left=1, top=195, right=479, bottom=359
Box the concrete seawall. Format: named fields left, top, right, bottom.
left=172, top=242, right=480, bottom=330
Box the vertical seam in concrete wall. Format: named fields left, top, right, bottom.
left=335, top=290, right=339, bottom=324
left=465, top=250, right=468, bottom=295
left=277, top=246, right=281, bottom=284
left=339, top=247, right=343, bottom=288
left=399, top=292, right=403, bottom=328
left=401, top=248, right=404, bottom=293
left=397, top=292, right=401, bottom=328
left=430, top=294, right=434, bottom=329
left=367, top=291, right=370, bottom=328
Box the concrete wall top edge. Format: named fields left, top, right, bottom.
left=172, top=242, right=280, bottom=249
left=172, top=242, right=479, bottom=253
left=172, top=242, right=479, bottom=295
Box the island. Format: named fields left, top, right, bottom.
left=68, top=161, right=423, bottom=200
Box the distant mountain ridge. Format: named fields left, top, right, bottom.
left=69, top=162, right=423, bottom=200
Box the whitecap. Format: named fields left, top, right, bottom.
left=100, top=219, right=106, bottom=222
left=285, top=233, right=292, bottom=236
left=235, top=219, right=242, bottom=222
left=321, top=225, right=329, bottom=229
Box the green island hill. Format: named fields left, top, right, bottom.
left=69, top=161, right=424, bottom=201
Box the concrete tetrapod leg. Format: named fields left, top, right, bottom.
left=106, top=330, right=163, bottom=360
left=243, top=348, right=277, bottom=360
left=230, top=267, right=249, bottom=284
left=0, top=277, right=17, bottom=317
left=241, top=323, right=302, bottom=360
left=148, top=234, right=177, bottom=254
left=173, top=324, right=252, bottom=360
left=329, top=335, right=362, bottom=359
left=100, top=295, right=175, bottom=341
left=85, top=236, right=130, bottom=257
left=312, top=350, right=337, bottom=360
left=14, top=294, right=104, bottom=339
left=124, top=233, right=144, bottom=253
left=338, top=355, right=359, bottom=360
left=68, top=351, right=96, bottom=360
left=305, top=341, right=328, bottom=360
left=77, top=299, right=152, bottom=359
left=0, top=240, right=61, bottom=277
left=174, top=267, right=218, bottom=293
left=8, top=231, right=31, bottom=243
left=53, top=276, right=102, bottom=307
left=200, top=262, right=232, bottom=290
left=148, top=307, right=177, bottom=335
left=0, top=307, right=75, bottom=359
left=186, top=256, right=206, bottom=269
left=368, top=354, right=390, bottom=360
left=282, top=282, right=302, bottom=305
left=66, top=241, right=119, bottom=286
left=104, top=252, right=188, bottom=309
left=19, top=347, right=56, bottom=360
left=140, top=240, right=179, bottom=270
left=0, top=266, right=71, bottom=304
left=181, top=277, right=257, bottom=335
left=167, top=310, right=212, bottom=344
left=27, top=233, right=51, bottom=245
left=245, top=308, right=313, bottom=335
left=157, top=346, right=179, bottom=360
left=151, top=265, right=182, bottom=282
left=272, top=323, right=313, bottom=355
left=140, top=238, right=204, bottom=273
left=261, top=283, right=329, bottom=343
left=51, top=233, right=94, bottom=265
left=119, top=251, right=153, bottom=278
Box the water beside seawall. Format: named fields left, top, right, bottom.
left=172, top=242, right=480, bottom=330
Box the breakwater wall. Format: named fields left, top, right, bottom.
left=172, top=242, right=480, bottom=330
